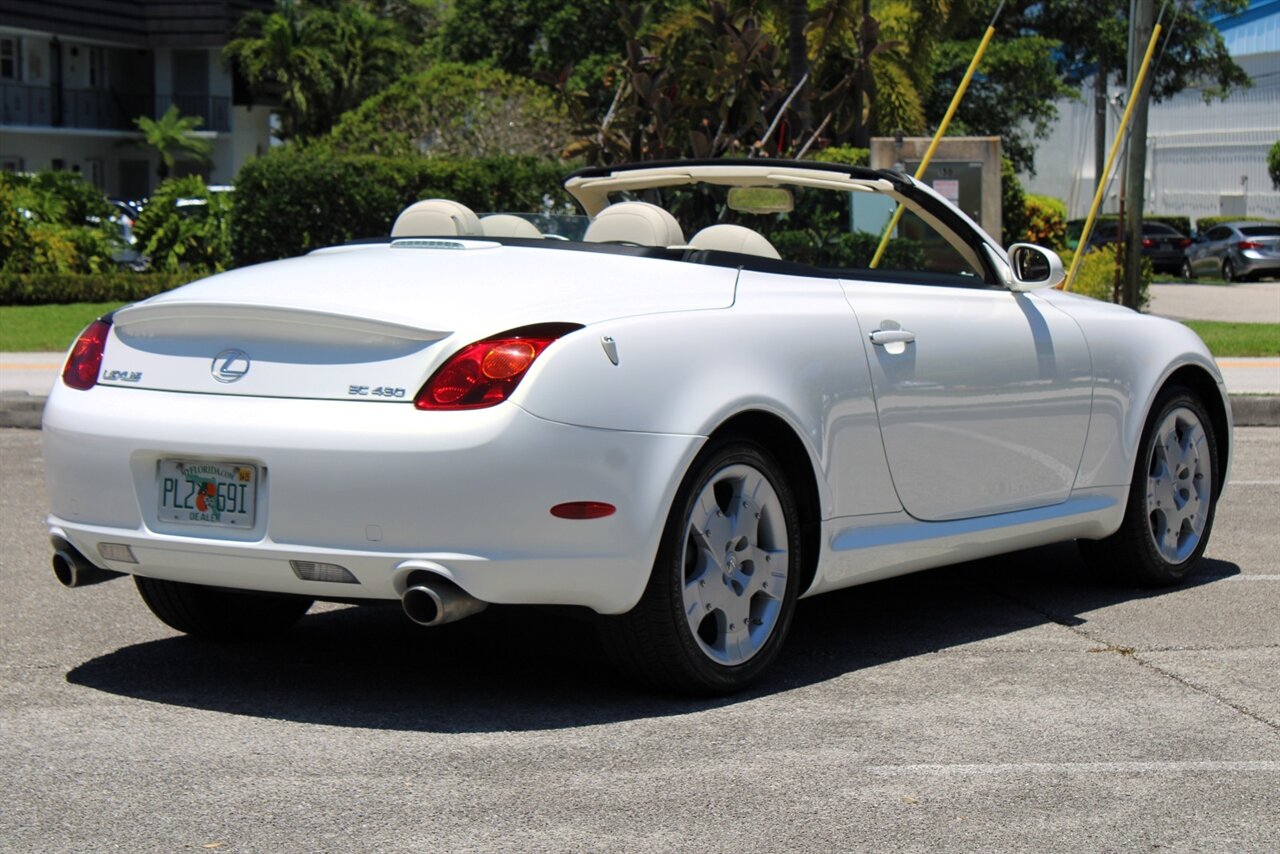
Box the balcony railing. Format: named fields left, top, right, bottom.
left=1, top=83, right=230, bottom=133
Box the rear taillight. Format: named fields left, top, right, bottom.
left=62, top=318, right=112, bottom=390
left=414, top=323, right=581, bottom=410
left=1141, top=238, right=1154, bottom=248
left=1237, top=241, right=1263, bottom=250
left=1177, top=238, right=1191, bottom=248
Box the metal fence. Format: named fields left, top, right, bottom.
left=1, top=83, right=230, bottom=132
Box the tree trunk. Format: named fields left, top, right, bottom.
left=1123, top=0, right=1155, bottom=310
left=1094, top=56, right=1107, bottom=200
left=787, top=0, right=810, bottom=144
left=852, top=0, right=875, bottom=148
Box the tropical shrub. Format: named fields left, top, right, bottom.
left=326, top=62, right=570, bottom=159
left=810, top=146, right=871, bottom=167
left=1001, top=158, right=1028, bottom=248
left=1269, top=139, right=1280, bottom=190
left=1061, top=245, right=1150, bottom=311
left=0, top=171, right=119, bottom=274
left=1023, top=194, right=1067, bottom=249
left=230, top=145, right=569, bottom=266
left=132, top=176, right=233, bottom=273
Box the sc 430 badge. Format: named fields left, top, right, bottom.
left=102, top=370, right=143, bottom=383
left=348, top=385, right=406, bottom=398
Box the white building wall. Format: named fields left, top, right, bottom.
left=1023, top=50, right=1280, bottom=228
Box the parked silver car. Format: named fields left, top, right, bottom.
left=1183, top=221, right=1280, bottom=282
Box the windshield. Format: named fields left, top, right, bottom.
left=609, top=183, right=983, bottom=282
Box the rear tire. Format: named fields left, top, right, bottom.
left=1223, top=259, right=1236, bottom=282
left=1079, top=385, right=1219, bottom=586
left=1180, top=258, right=1194, bottom=280
left=601, top=439, right=802, bottom=695
left=135, top=576, right=312, bottom=640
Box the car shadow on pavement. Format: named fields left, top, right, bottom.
left=66, top=542, right=1240, bottom=731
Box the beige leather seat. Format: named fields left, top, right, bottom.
left=391, top=199, right=482, bottom=237
left=583, top=201, right=684, bottom=247
left=479, top=214, right=543, bottom=238
left=687, top=224, right=781, bottom=260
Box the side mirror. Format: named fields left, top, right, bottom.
left=1006, top=243, right=1065, bottom=292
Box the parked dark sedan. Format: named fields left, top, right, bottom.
left=1183, top=221, right=1280, bottom=282
left=1086, top=221, right=1191, bottom=275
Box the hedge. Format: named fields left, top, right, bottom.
left=1193, top=215, right=1280, bottom=232
left=231, top=146, right=572, bottom=266
left=0, top=272, right=199, bottom=306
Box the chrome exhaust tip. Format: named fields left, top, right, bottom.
left=51, top=538, right=124, bottom=588
left=401, top=572, right=487, bottom=627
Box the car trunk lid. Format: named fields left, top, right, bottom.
left=97, top=242, right=737, bottom=401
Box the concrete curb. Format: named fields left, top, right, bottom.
left=1231, top=395, right=1280, bottom=427
left=4, top=392, right=1278, bottom=430
left=0, top=393, right=44, bottom=429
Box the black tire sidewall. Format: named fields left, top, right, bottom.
left=1123, top=387, right=1220, bottom=584
left=655, top=439, right=803, bottom=693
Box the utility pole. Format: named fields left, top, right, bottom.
left=1123, top=0, right=1156, bottom=309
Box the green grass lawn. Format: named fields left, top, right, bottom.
left=2, top=302, right=1277, bottom=359
left=0, top=302, right=127, bottom=352
left=1182, top=321, right=1280, bottom=357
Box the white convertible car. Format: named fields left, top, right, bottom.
left=43, top=160, right=1230, bottom=693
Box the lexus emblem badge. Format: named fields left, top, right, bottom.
left=211, top=349, right=251, bottom=383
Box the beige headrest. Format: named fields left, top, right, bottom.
left=583, top=201, right=684, bottom=247
left=391, top=199, right=482, bottom=237
left=479, top=214, right=543, bottom=238
left=687, top=224, right=781, bottom=260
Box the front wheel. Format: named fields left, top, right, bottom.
left=1079, top=386, right=1220, bottom=586
left=601, top=439, right=802, bottom=694
left=135, top=576, right=313, bottom=640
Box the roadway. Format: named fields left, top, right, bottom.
left=1, top=426, right=1277, bottom=850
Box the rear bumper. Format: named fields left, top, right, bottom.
left=43, top=384, right=702, bottom=614
left=1234, top=252, right=1280, bottom=278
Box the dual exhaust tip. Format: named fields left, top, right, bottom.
left=51, top=539, right=485, bottom=628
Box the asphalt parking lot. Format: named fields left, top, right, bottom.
left=1, top=426, right=1277, bottom=852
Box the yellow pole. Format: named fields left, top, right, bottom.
left=1064, top=23, right=1163, bottom=292
left=870, top=25, right=997, bottom=268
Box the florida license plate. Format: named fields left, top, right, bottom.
left=158, top=459, right=258, bottom=528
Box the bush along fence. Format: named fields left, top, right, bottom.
left=0, top=272, right=200, bottom=306
left=231, top=146, right=571, bottom=266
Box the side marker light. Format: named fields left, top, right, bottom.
left=550, top=502, right=617, bottom=520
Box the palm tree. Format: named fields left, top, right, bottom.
left=133, top=105, right=213, bottom=180
left=221, top=0, right=334, bottom=139
left=222, top=0, right=410, bottom=139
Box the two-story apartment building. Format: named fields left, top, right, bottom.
left=1, top=0, right=273, bottom=198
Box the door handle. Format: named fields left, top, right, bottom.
left=869, top=328, right=916, bottom=346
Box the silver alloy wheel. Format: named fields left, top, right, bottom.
left=679, top=463, right=788, bottom=665
left=1145, top=406, right=1212, bottom=564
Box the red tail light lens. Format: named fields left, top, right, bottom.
left=62, top=318, right=112, bottom=390
left=415, top=323, right=581, bottom=410
left=1141, top=238, right=1154, bottom=248
left=1237, top=241, right=1262, bottom=250
left=1177, top=238, right=1191, bottom=248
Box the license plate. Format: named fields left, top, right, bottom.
left=158, top=459, right=258, bottom=528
